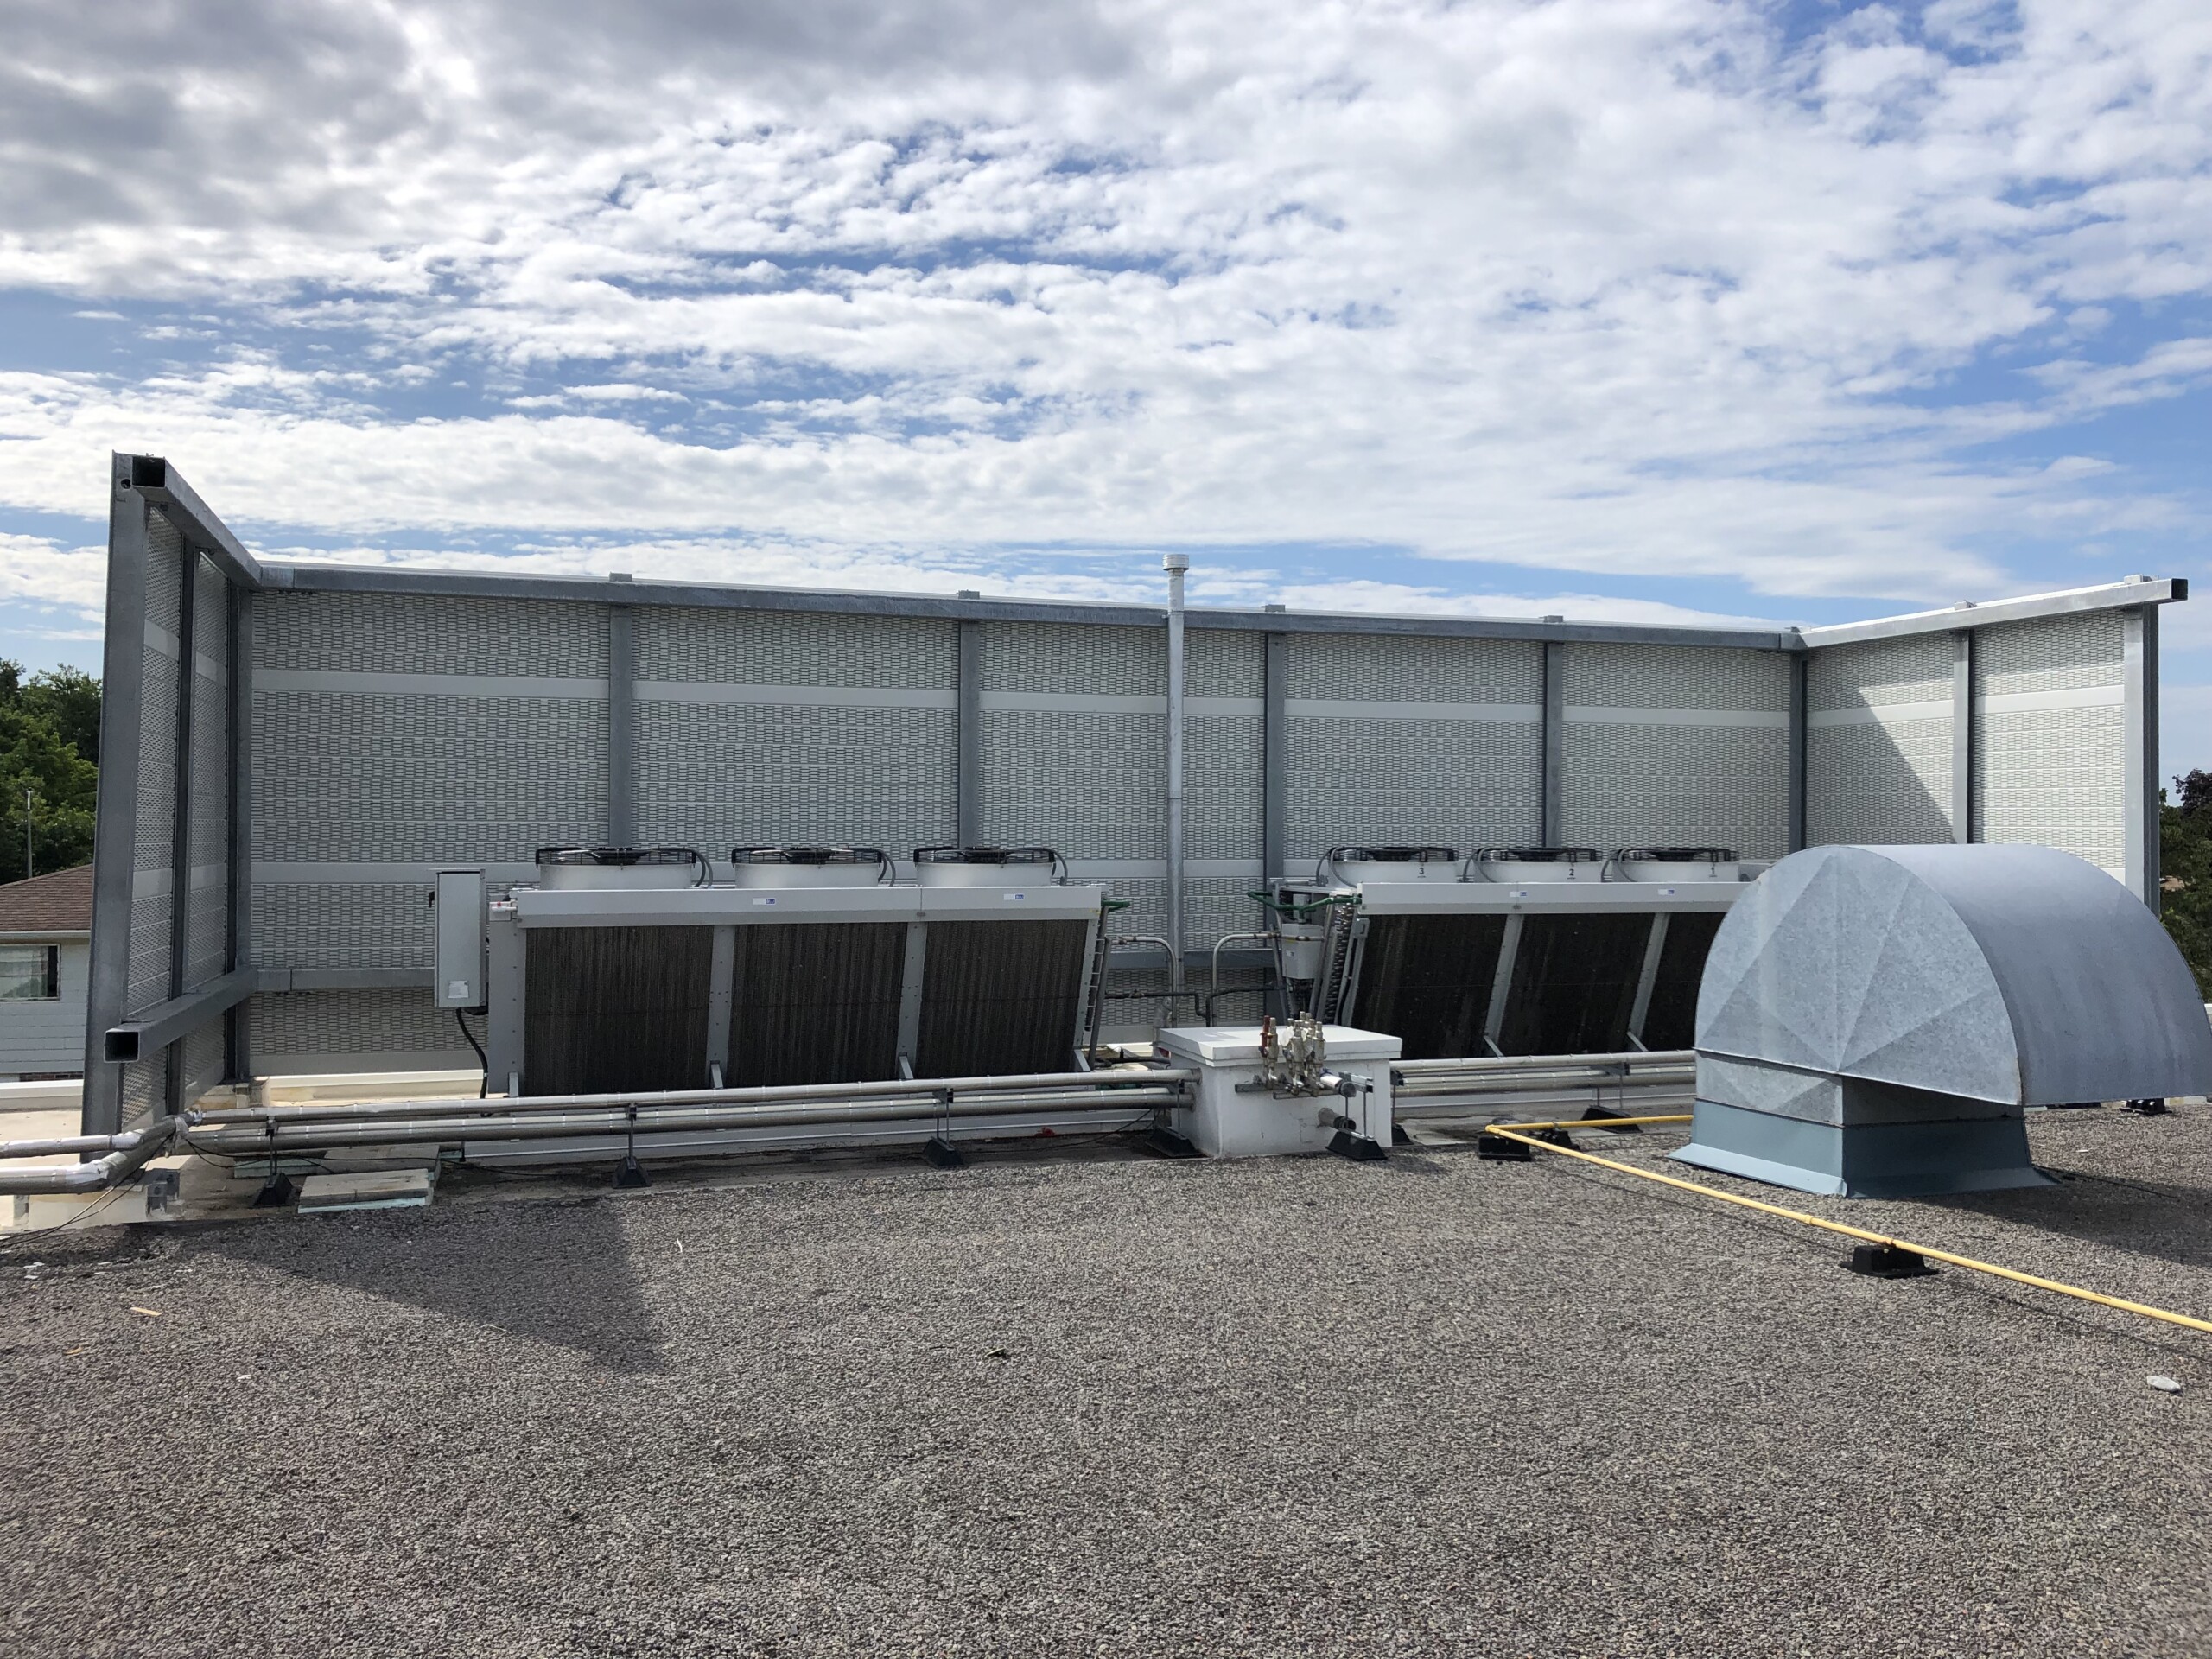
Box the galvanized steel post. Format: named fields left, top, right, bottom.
left=1164, top=554, right=1188, bottom=990
left=606, top=581, right=636, bottom=849
left=2124, top=595, right=2158, bottom=908
left=1949, top=627, right=1974, bottom=843
left=83, top=457, right=153, bottom=1134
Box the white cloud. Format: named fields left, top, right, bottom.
left=0, top=0, right=2205, bottom=610
left=0, top=532, right=107, bottom=615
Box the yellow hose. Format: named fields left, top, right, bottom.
left=1480, top=1124, right=2212, bottom=1339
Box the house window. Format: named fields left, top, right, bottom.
left=0, top=944, right=59, bottom=1001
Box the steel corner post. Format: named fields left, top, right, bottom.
left=1164, top=553, right=1188, bottom=992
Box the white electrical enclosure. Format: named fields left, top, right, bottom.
left=1157, top=1024, right=1401, bottom=1159
left=432, top=869, right=487, bottom=1009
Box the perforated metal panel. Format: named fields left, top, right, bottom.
left=1562, top=725, right=1791, bottom=859
left=1973, top=612, right=2126, bottom=874
left=984, top=620, right=1162, bottom=696
left=1808, top=634, right=1952, bottom=713
left=1975, top=611, right=2124, bottom=696
left=1287, top=716, right=1542, bottom=865
left=640, top=702, right=956, bottom=854
left=1806, top=634, right=1955, bottom=847
left=256, top=591, right=609, bottom=677
left=1288, top=634, right=1542, bottom=702
left=127, top=515, right=182, bottom=1017
left=1561, top=644, right=1789, bottom=713
left=253, top=884, right=433, bottom=971
left=639, top=606, right=955, bottom=690
left=1561, top=645, right=1791, bottom=859
left=249, top=988, right=478, bottom=1072
left=981, top=709, right=1161, bottom=861
left=1808, top=721, right=1952, bottom=844
left=118, top=1058, right=160, bottom=1132
left=253, top=690, right=607, bottom=864
left=180, top=1020, right=227, bottom=1110
left=1189, top=628, right=1263, bottom=699
left=185, top=555, right=232, bottom=986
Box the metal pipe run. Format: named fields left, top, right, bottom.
left=1163, top=552, right=1188, bottom=992
left=1482, top=1125, right=2212, bottom=1340
left=0, top=1118, right=181, bottom=1195
left=186, top=1088, right=1191, bottom=1155
left=1395, top=1049, right=1693, bottom=1077
left=1391, top=1051, right=1694, bottom=1112
left=188, top=1068, right=1195, bottom=1129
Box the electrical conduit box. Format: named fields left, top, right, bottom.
left=1157, top=1024, right=1400, bottom=1159
left=433, top=869, right=487, bottom=1009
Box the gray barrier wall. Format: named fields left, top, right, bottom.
left=81, top=457, right=2184, bottom=1118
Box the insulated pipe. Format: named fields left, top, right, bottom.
left=0, top=1117, right=180, bottom=1195
left=1164, top=552, right=1188, bottom=992
left=1394, top=1049, right=1692, bottom=1077
left=188, top=1068, right=1194, bottom=1128
left=186, top=1089, right=1191, bottom=1154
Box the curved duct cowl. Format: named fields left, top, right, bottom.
left=1679, top=843, right=2212, bottom=1197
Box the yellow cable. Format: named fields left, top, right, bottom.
left=1480, top=1124, right=2212, bottom=1339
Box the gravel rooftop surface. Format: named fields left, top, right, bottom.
left=3, top=1109, right=2211, bottom=1657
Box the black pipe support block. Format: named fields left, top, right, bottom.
left=1845, top=1243, right=1935, bottom=1279
left=923, top=1135, right=968, bottom=1169
left=1141, top=1124, right=1202, bottom=1160
left=1328, top=1130, right=1387, bottom=1163
left=1580, top=1106, right=1643, bottom=1133
left=251, top=1171, right=297, bottom=1210
left=1477, top=1132, right=1532, bottom=1162
left=613, top=1154, right=652, bottom=1189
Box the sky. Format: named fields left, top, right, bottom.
left=0, top=0, right=2207, bottom=772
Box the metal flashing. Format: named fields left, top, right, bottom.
left=260, top=559, right=1807, bottom=651
left=1801, top=578, right=2186, bottom=649
left=128, top=457, right=268, bottom=588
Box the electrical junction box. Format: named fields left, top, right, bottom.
left=1156, top=1025, right=1400, bottom=1159
left=433, top=869, right=487, bottom=1009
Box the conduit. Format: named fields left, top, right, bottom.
left=1481, top=1124, right=2212, bottom=1339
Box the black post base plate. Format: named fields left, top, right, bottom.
left=613, top=1154, right=652, bottom=1190
left=1846, top=1243, right=1935, bottom=1279
left=923, top=1135, right=968, bottom=1169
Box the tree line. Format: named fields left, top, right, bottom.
left=0, top=663, right=100, bottom=884
left=2163, top=771, right=2212, bottom=998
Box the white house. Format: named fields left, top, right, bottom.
left=0, top=865, right=91, bottom=1081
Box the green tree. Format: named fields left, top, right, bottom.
left=0, top=661, right=100, bottom=883
left=22, top=666, right=101, bottom=766
left=2161, top=771, right=2212, bottom=999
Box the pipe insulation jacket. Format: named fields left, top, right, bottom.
left=188, top=1068, right=1197, bottom=1128
left=0, top=1117, right=181, bottom=1195
left=186, top=1088, right=1191, bottom=1155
